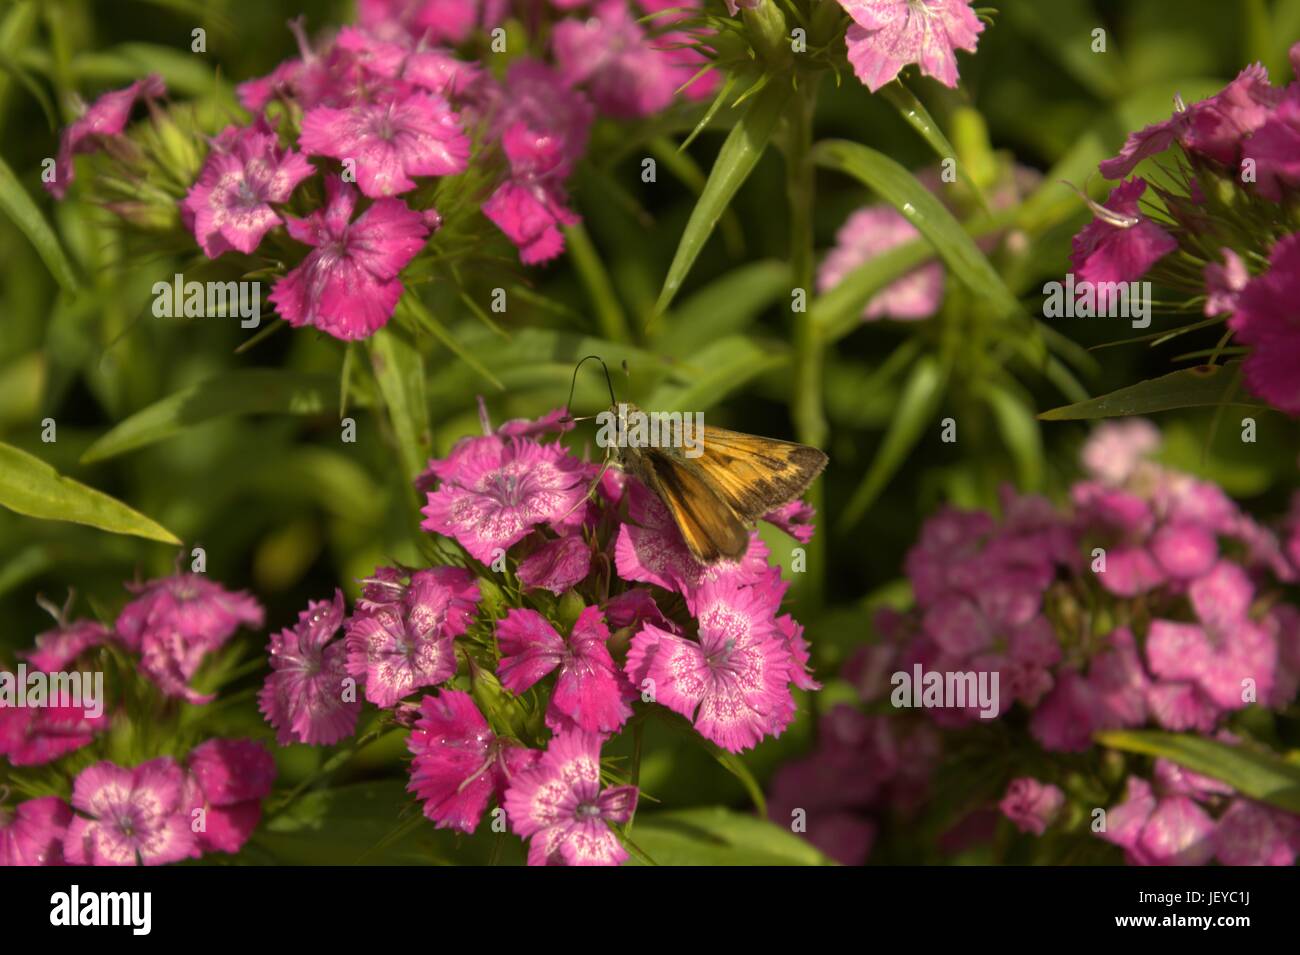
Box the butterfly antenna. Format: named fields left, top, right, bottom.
left=564, top=355, right=618, bottom=420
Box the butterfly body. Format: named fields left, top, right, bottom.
left=605, top=403, right=828, bottom=564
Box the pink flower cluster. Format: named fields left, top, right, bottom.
left=1076, top=43, right=1300, bottom=414
left=260, top=401, right=819, bottom=864
left=45, top=3, right=718, bottom=341
left=1, top=739, right=275, bottom=866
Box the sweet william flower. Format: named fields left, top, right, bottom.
left=185, top=738, right=276, bottom=855
left=64, top=758, right=195, bottom=866
left=503, top=729, right=637, bottom=866
left=344, top=567, right=480, bottom=707
left=181, top=121, right=315, bottom=258
left=46, top=74, right=165, bottom=199
left=497, top=606, right=632, bottom=735
left=269, top=176, right=430, bottom=340
left=407, top=689, right=537, bottom=833
left=259, top=590, right=360, bottom=745
left=22, top=619, right=111, bottom=673
left=0, top=704, right=105, bottom=767
left=998, top=778, right=1065, bottom=836
left=517, top=534, right=593, bottom=595
left=552, top=1, right=682, bottom=119
left=299, top=93, right=470, bottom=198
left=817, top=206, right=944, bottom=322
left=1070, top=178, right=1177, bottom=300
left=1228, top=232, right=1300, bottom=415
left=1213, top=798, right=1300, bottom=866
left=0, top=797, right=72, bottom=866
left=841, top=0, right=984, bottom=93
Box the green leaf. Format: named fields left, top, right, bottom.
left=630, top=808, right=834, bottom=866
left=810, top=238, right=932, bottom=342
left=0, top=153, right=78, bottom=292
left=81, top=369, right=338, bottom=462
left=879, top=83, right=989, bottom=212
left=369, top=326, right=432, bottom=482
left=1038, top=362, right=1265, bottom=421
left=658, top=259, right=789, bottom=354
left=654, top=80, right=791, bottom=315
left=646, top=334, right=787, bottom=411
left=1096, top=731, right=1300, bottom=814
left=396, top=294, right=504, bottom=391
left=812, top=140, right=1024, bottom=323
left=0, top=441, right=179, bottom=544
left=984, top=384, right=1044, bottom=490
left=839, top=355, right=945, bottom=531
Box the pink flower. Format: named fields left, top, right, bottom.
left=22, top=619, right=111, bottom=673
left=420, top=436, right=590, bottom=564
left=817, top=206, right=944, bottom=321
left=1203, top=248, right=1250, bottom=316
left=517, top=535, right=593, bottom=595
left=552, top=1, right=681, bottom=118
left=116, top=573, right=264, bottom=704
left=181, top=122, right=314, bottom=258
left=269, top=176, right=429, bottom=340
left=503, top=730, right=637, bottom=866
left=0, top=704, right=105, bottom=767
left=762, top=500, right=818, bottom=544
left=299, top=94, right=469, bottom=198
left=497, top=607, right=632, bottom=734
left=1248, top=90, right=1300, bottom=200
left=1098, top=776, right=1216, bottom=866
left=358, top=0, right=505, bottom=44
left=64, top=758, right=196, bottom=866
left=186, top=738, right=276, bottom=855
left=1229, top=232, right=1300, bottom=415
left=407, top=689, right=536, bottom=833
left=999, top=778, right=1065, bottom=836
left=259, top=591, right=360, bottom=745
left=1070, top=178, right=1177, bottom=295
left=1213, top=798, right=1300, bottom=866
left=625, top=577, right=791, bottom=752
left=0, top=797, right=72, bottom=866
left=46, top=75, right=165, bottom=199
left=841, top=0, right=984, bottom=92
left=1080, top=419, right=1161, bottom=486
left=344, top=567, right=480, bottom=707
left=1145, top=562, right=1277, bottom=712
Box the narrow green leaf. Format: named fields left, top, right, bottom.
left=631, top=808, right=834, bottom=866
left=0, top=441, right=180, bottom=544
left=0, top=152, right=78, bottom=291
left=369, top=326, right=432, bottom=482
left=654, top=80, right=791, bottom=315
left=1097, top=730, right=1300, bottom=814
left=984, top=384, right=1044, bottom=490
left=564, top=221, right=631, bottom=343
left=397, top=294, right=504, bottom=390
left=647, top=334, right=787, bottom=411
left=81, top=370, right=337, bottom=463
left=1038, top=361, right=1266, bottom=421
left=812, top=140, right=1024, bottom=322
left=839, top=356, right=945, bottom=531
left=659, top=259, right=790, bottom=354
left=878, top=82, right=989, bottom=213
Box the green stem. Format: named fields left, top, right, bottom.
left=565, top=221, right=631, bottom=344
left=786, top=78, right=826, bottom=612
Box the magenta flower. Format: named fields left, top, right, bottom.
left=269, top=176, right=429, bottom=340
left=763, top=500, right=818, bottom=544
left=46, top=74, right=165, bottom=199
left=358, top=0, right=504, bottom=45
left=299, top=93, right=469, bottom=198
left=998, top=778, right=1065, bottom=836
left=420, top=436, right=590, bottom=564
left=1146, top=562, right=1277, bottom=712
left=186, top=738, right=276, bottom=854
left=1213, top=798, right=1300, bottom=866
left=0, top=704, right=104, bottom=767
left=497, top=607, right=632, bottom=735
left=841, top=0, right=984, bottom=93
left=626, top=577, right=791, bottom=752
left=552, top=1, right=681, bottom=118
left=64, top=758, right=195, bottom=866
left=1098, top=776, right=1216, bottom=866
left=0, top=797, right=72, bottom=866
left=1229, top=232, right=1300, bottom=415
left=407, top=689, right=536, bottom=833
left=817, top=206, right=944, bottom=321
left=344, top=567, right=480, bottom=707
left=1080, top=418, right=1161, bottom=486
left=1070, top=178, right=1177, bottom=295
left=1248, top=90, right=1300, bottom=200
left=181, top=122, right=314, bottom=258
left=259, top=591, right=360, bottom=746
left=1203, top=248, right=1249, bottom=317
left=22, top=619, right=111, bottom=673
left=116, top=573, right=264, bottom=704
left=503, top=730, right=637, bottom=866
left=517, top=535, right=593, bottom=595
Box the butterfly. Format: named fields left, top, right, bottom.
left=563, top=357, right=828, bottom=564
